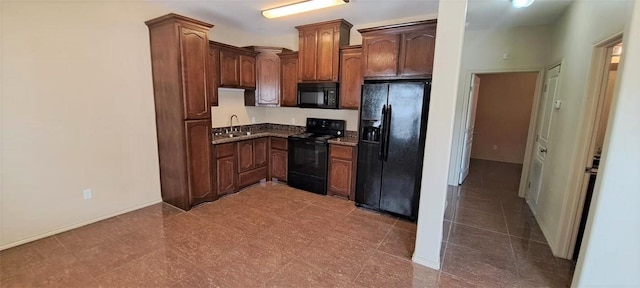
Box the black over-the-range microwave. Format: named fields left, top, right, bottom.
left=297, top=82, right=339, bottom=109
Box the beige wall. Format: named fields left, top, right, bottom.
left=448, top=24, right=554, bottom=184
left=1, top=1, right=172, bottom=248
left=471, top=72, right=537, bottom=164
left=533, top=0, right=633, bottom=256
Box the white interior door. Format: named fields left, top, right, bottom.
left=459, top=75, right=481, bottom=184
left=528, top=64, right=561, bottom=211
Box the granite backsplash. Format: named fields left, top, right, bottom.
left=212, top=123, right=357, bottom=138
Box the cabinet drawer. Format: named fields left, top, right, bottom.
left=238, top=166, right=268, bottom=189
left=330, top=144, right=354, bottom=160
left=271, top=137, right=288, bottom=150
left=216, top=143, right=235, bottom=158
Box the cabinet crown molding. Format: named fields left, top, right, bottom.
left=295, top=18, right=353, bottom=30
left=357, top=19, right=437, bottom=34
left=145, top=13, right=214, bottom=28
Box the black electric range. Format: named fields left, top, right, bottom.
left=288, top=118, right=345, bottom=195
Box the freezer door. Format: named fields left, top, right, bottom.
left=355, top=141, right=384, bottom=208
left=379, top=82, right=427, bottom=218
left=355, top=83, right=388, bottom=208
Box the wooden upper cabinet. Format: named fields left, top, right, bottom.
left=246, top=47, right=292, bottom=106
left=212, top=41, right=257, bottom=90
left=239, top=54, right=256, bottom=88
left=296, top=19, right=352, bottom=82
left=179, top=26, right=210, bottom=119
left=299, top=29, right=318, bottom=81
left=339, top=46, right=363, bottom=110
left=219, top=47, right=240, bottom=87
left=317, top=26, right=336, bottom=81
left=359, top=20, right=437, bottom=80
left=398, top=27, right=437, bottom=77
left=208, top=43, right=220, bottom=106
left=278, top=51, right=298, bottom=107
left=362, top=34, right=399, bottom=78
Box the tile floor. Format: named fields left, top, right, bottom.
left=0, top=159, right=574, bottom=287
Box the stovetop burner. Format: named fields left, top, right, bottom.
left=288, top=133, right=335, bottom=142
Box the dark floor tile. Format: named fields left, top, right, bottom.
left=1, top=252, right=96, bottom=288
left=453, top=206, right=509, bottom=234
left=378, top=226, right=416, bottom=259
left=297, top=234, right=375, bottom=283
left=0, top=236, right=68, bottom=278
left=442, top=243, right=519, bottom=287
left=265, top=259, right=352, bottom=288
left=354, top=250, right=439, bottom=288
left=96, top=249, right=197, bottom=287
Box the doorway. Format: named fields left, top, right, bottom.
left=458, top=72, right=539, bottom=188
left=570, top=40, right=623, bottom=261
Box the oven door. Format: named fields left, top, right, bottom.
left=288, top=138, right=328, bottom=178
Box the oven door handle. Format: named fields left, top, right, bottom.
left=379, top=105, right=387, bottom=160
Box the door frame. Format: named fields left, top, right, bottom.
left=451, top=68, right=545, bottom=199
left=559, top=33, right=624, bottom=259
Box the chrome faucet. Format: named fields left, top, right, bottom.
left=229, top=114, right=239, bottom=133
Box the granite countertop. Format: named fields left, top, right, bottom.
left=328, top=137, right=358, bottom=147
left=212, top=129, right=299, bottom=144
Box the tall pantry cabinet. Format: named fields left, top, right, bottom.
left=145, top=14, right=215, bottom=210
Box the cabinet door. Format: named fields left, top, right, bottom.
left=256, top=53, right=280, bottom=105
left=220, top=49, right=239, bottom=87
left=184, top=120, right=213, bottom=205
left=271, top=149, right=287, bottom=181
left=239, top=54, right=256, bottom=88
left=280, top=55, right=298, bottom=107
left=316, top=27, right=335, bottom=81
left=208, top=45, right=220, bottom=106
left=217, top=155, right=236, bottom=195
left=254, top=138, right=268, bottom=168
left=362, top=34, right=400, bottom=78
left=339, top=48, right=363, bottom=109
left=299, top=29, right=318, bottom=81
left=237, top=140, right=254, bottom=173
left=398, top=27, right=436, bottom=77
left=179, top=26, right=209, bottom=120
left=328, top=157, right=352, bottom=198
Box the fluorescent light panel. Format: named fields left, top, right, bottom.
left=262, top=0, right=348, bottom=19
left=511, top=0, right=534, bottom=8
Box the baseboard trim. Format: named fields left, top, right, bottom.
left=412, top=253, right=441, bottom=270
left=0, top=199, right=162, bottom=251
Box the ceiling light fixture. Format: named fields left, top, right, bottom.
left=262, top=0, right=349, bottom=19
left=511, top=0, right=534, bottom=8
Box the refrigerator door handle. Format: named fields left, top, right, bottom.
left=383, top=105, right=392, bottom=161
left=379, top=105, right=387, bottom=160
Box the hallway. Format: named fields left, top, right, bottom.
left=442, top=159, right=575, bottom=287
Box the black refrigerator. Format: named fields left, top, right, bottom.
left=355, top=81, right=431, bottom=220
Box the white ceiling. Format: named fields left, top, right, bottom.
left=158, top=0, right=572, bottom=36
left=466, top=0, right=573, bottom=30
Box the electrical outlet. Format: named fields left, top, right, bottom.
left=251, top=117, right=256, bottom=124
left=493, top=145, right=498, bottom=151
left=291, top=117, right=296, bottom=124
left=83, top=189, right=92, bottom=200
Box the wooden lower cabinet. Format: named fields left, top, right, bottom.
left=269, top=137, right=288, bottom=182
left=328, top=144, right=357, bottom=199
left=215, top=142, right=236, bottom=195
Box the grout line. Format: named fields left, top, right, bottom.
left=450, top=219, right=512, bottom=237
